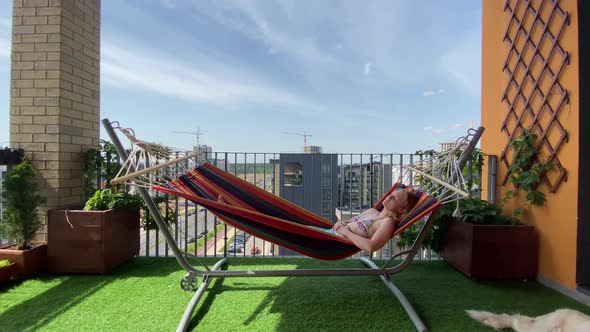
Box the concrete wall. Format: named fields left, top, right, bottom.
left=9, top=0, right=101, bottom=240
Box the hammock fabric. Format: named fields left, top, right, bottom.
left=154, top=163, right=441, bottom=260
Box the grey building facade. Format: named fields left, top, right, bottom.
left=339, top=162, right=393, bottom=210
left=271, top=153, right=339, bottom=256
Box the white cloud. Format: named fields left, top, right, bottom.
left=423, top=89, right=446, bottom=97
left=424, top=126, right=444, bottom=134
left=364, top=62, right=371, bottom=76
left=101, top=43, right=327, bottom=115
left=160, top=0, right=176, bottom=9
left=185, top=1, right=478, bottom=91
left=439, top=26, right=481, bottom=97
left=196, top=1, right=341, bottom=72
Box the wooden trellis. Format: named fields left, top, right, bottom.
left=500, top=0, right=570, bottom=193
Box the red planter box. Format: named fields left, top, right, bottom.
left=0, top=243, right=47, bottom=279
left=0, top=262, right=17, bottom=285
left=48, top=209, right=140, bottom=274
left=440, top=221, right=538, bottom=280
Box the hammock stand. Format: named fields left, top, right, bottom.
left=102, top=118, right=484, bottom=332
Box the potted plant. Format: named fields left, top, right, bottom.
left=399, top=137, right=543, bottom=280
left=0, top=158, right=47, bottom=279
left=435, top=129, right=548, bottom=280
left=47, top=140, right=177, bottom=274
left=47, top=188, right=144, bottom=274
left=436, top=198, right=538, bottom=280
left=0, top=259, right=17, bottom=285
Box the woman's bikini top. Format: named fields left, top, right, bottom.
left=350, top=211, right=390, bottom=237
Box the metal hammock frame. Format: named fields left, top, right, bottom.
left=102, top=118, right=484, bottom=332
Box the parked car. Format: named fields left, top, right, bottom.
left=227, top=244, right=244, bottom=253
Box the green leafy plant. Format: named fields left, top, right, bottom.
left=0, top=158, right=46, bottom=250
left=82, top=141, right=177, bottom=230
left=83, top=188, right=143, bottom=211
left=82, top=140, right=122, bottom=200
left=140, top=195, right=177, bottom=230
left=83, top=188, right=176, bottom=231
left=397, top=198, right=518, bottom=252
left=463, top=148, right=484, bottom=195
left=437, top=198, right=518, bottom=226
left=0, top=260, right=11, bottom=268
left=288, top=177, right=303, bottom=186
left=502, top=129, right=552, bottom=217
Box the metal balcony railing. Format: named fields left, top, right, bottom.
left=119, top=151, right=483, bottom=260
left=0, top=147, right=484, bottom=258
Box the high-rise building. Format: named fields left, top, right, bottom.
left=304, top=145, right=322, bottom=154
left=271, top=153, right=339, bottom=256
left=192, top=144, right=226, bottom=170
left=272, top=153, right=338, bottom=221
left=338, top=162, right=393, bottom=210
left=439, top=142, right=456, bottom=152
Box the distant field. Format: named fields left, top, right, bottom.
left=228, top=163, right=273, bottom=174
left=234, top=173, right=273, bottom=185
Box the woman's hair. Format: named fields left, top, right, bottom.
left=404, top=191, right=420, bottom=213
left=390, top=189, right=421, bottom=220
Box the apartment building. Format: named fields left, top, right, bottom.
left=339, top=162, right=393, bottom=210
left=271, top=153, right=339, bottom=256
left=271, top=153, right=339, bottom=221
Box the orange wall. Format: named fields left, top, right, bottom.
left=481, top=0, right=580, bottom=288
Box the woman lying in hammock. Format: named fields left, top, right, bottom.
left=327, top=189, right=420, bottom=252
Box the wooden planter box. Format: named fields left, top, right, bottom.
left=440, top=221, right=538, bottom=280
left=0, top=262, right=17, bottom=285
left=48, top=209, right=140, bottom=274
left=0, top=243, right=47, bottom=279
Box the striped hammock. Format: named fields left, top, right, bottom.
left=153, top=163, right=441, bottom=260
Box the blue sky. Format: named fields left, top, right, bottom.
left=1, top=0, right=481, bottom=153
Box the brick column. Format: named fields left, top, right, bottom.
left=9, top=0, right=101, bottom=240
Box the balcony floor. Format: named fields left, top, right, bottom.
left=1, top=257, right=589, bottom=331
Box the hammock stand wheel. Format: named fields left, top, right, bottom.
left=102, top=118, right=485, bottom=332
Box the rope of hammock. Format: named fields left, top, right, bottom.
left=394, top=128, right=476, bottom=205
left=109, top=122, right=201, bottom=187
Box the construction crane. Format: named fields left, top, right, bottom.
left=172, top=128, right=203, bottom=147
left=282, top=131, right=312, bottom=147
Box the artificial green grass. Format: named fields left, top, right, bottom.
left=1, top=257, right=589, bottom=331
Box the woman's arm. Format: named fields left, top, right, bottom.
left=335, top=218, right=395, bottom=252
